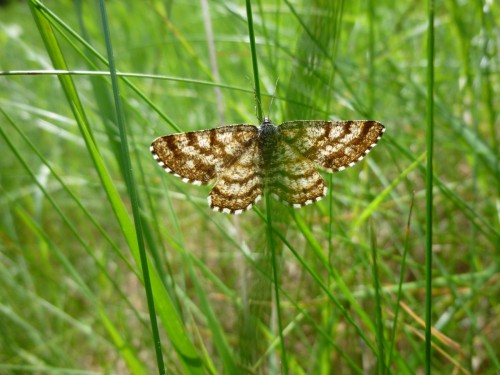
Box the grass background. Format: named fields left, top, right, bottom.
left=0, top=0, right=498, bottom=374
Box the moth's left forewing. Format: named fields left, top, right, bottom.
left=150, top=125, right=258, bottom=185
left=278, top=120, right=385, bottom=172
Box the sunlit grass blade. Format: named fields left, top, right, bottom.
left=353, top=152, right=425, bottom=228
left=28, top=0, right=139, bottom=262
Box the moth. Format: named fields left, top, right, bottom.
left=151, top=118, right=385, bottom=214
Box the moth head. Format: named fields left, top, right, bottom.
left=262, top=117, right=273, bottom=125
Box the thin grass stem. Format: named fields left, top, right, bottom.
left=386, top=193, right=414, bottom=373
left=425, top=0, right=435, bottom=373
left=246, top=1, right=288, bottom=372
left=370, top=224, right=386, bottom=374
left=246, top=0, right=262, bottom=121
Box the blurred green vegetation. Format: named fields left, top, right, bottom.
left=0, top=0, right=498, bottom=374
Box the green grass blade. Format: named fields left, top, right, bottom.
left=353, top=152, right=425, bottom=228
left=370, top=225, right=386, bottom=373
left=386, top=194, right=414, bottom=373
left=97, top=1, right=164, bottom=373
left=189, top=265, right=238, bottom=373
left=254, top=208, right=377, bottom=354
left=425, top=0, right=435, bottom=373
left=246, top=0, right=288, bottom=372
left=14, top=206, right=148, bottom=374
left=28, top=0, right=139, bottom=263
left=28, top=2, right=205, bottom=373
left=246, top=0, right=262, bottom=120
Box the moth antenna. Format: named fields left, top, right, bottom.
left=246, top=76, right=263, bottom=122
left=254, top=90, right=263, bottom=122
left=267, top=77, right=280, bottom=119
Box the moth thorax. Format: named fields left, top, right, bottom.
left=259, top=120, right=279, bottom=161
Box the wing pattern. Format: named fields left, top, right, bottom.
left=151, top=119, right=385, bottom=214
left=278, top=120, right=385, bottom=172
left=208, top=140, right=264, bottom=214
left=266, top=140, right=327, bottom=208
left=150, top=125, right=258, bottom=185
